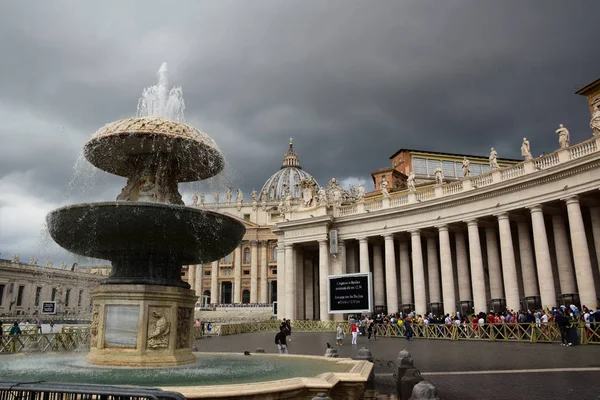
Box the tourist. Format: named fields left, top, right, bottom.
left=404, top=316, right=413, bottom=341
left=367, top=319, right=376, bottom=341
left=336, top=323, right=344, bottom=345
left=206, top=322, right=212, bottom=337
left=49, top=320, right=54, bottom=333
left=275, top=326, right=288, bottom=354
left=555, top=310, right=571, bottom=346
left=9, top=321, right=21, bottom=352
left=351, top=321, right=358, bottom=345
left=36, top=319, right=42, bottom=334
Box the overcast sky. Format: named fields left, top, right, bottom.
left=1, top=1, right=599, bottom=266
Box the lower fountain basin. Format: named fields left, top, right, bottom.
left=46, top=202, right=246, bottom=287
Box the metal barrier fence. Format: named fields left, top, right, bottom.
left=0, top=330, right=90, bottom=354
left=0, top=381, right=185, bottom=400
left=214, top=321, right=600, bottom=345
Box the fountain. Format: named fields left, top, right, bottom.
left=46, top=62, right=245, bottom=366
left=18, top=63, right=373, bottom=399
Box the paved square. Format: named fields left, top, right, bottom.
left=194, top=332, right=600, bottom=399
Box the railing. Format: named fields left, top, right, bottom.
left=390, top=194, right=409, bottom=207
left=442, top=181, right=463, bottom=196
left=364, top=199, right=383, bottom=211
left=213, top=320, right=600, bottom=345
left=570, top=139, right=598, bottom=159
left=339, top=204, right=357, bottom=216
left=472, top=172, right=494, bottom=188
left=501, top=164, right=525, bottom=180
left=416, top=187, right=435, bottom=201
left=535, top=153, right=560, bottom=170
left=0, top=330, right=90, bottom=353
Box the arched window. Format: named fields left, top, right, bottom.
left=243, top=248, right=251, bottom=264
left=242, top=290, right=250, bottom=304
left=272, top=247, right=277, bottom=262
left=223, top=252, right=233, bottom=264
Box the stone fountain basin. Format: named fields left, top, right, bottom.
left=0, top=353, right=372, bottom=399
left=46, top=202, right=245, bottom=287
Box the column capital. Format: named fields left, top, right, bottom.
left=562, top=195, right=580, bottom=206
left=382, top=233, right=395, bottom=240
left=436, top=224, right=449, bottom=232
left=250, top=240, right=259, bottom=247
left=357, top=237, right=369, bottom=243
left=409, top=229, right=421, bottom=236
left=465, top=219, right=479, bottom=227
left=528, top=204, right=544, bottom=214
left=495, top=212, right=510, bottom=221
left=318, top=239, right=328, bottom=246
left=284, top=243, right=293, bottom=249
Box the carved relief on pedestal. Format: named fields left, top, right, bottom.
left=147, top=308, right=170, bottom=350
left=177, top=307, right=193, bottom=349
left=89, top=305, right=100, bottom=348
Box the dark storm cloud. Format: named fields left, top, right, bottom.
left=1, top=0, right=600, bottom=263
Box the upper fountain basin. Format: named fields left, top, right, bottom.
left=84, top=117, right=224, bottom=182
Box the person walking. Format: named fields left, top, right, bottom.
left=275, top=326, right=289, bottom=354
left=555, top=310, right=571, bottom=346
left=206, top=322, right=212, bottom=338
left=336, top=323, right=344, bottom=345
left=9, top=321, right=22, bottom=352
left=351, top=322, right=358, bottom=345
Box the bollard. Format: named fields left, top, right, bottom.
left=355, top=347, right=373, bottom=362
left=409, top=381, right=440, bottom=400
left=400, top=368, right=424, bottom=400
left=311, top=393, right=332, bottom=400
left=255, top=348, right=265, bottom=353
left=396, top=349, right=414, bottom=394
left=324, top=348, right=339, bottom=358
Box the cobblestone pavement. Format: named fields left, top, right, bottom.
left=194, top=332, right=600, bottom=399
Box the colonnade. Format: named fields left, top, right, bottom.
left=278, top=196, right=600, bottom=320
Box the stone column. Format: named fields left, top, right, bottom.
left=319, top=240, right=331, bottom=321
left=194, top=265, right=202, bottom=299
left=565, top=196, right=597, bottom=308
left=497, top=213, right=521, bottom=311
left=339, top=240, right=347, bottom=275
left=455, top=231, right=472, bottom=302
left=516, top=220, right=539, bottom=297
left=466, top=220, right=487, bottom=314
left=295, top=249, right=304, bottom=319
left=250, top=241, right=259, bottom=303
left=529, top=205, right=557, bottom=309
left=426, top=235, right=441, bottom=304
left=188, top=265, right=196, bottom=299
left=411, top=230, right=427, bottom=315
left=304, top=257, right=314, bottom=320
left=399, top=240, right=412, bottom=306
left=590, top=206, right=600, bottom=276
left=372, top=242, right=386, bottom=309
left=359, top=238, right=371, bottom=273
left=276, top=245, right=285, bottom=319
left=438, top=225, right=456, bottom=314
left=552, top=213, right=577, bottom=295
left=485, top=227, right=504, bottom=300
left=234, top=245, right=242, bottom=303
left=383, top=234, right=399, bottom=314
left=210, top=261, right=218, bottom=305
left=260, top=242, right=268, bottom=303
left=346, top=244, right=357, bottom=274
left=284, top=244, right=296, bottom=319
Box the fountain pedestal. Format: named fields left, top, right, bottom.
left=87, top=284, right=197, bottom=367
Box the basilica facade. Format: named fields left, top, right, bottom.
left=186, top=80, right=600, bottom=320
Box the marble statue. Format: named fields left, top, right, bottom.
left=349, top=185, right=356, bottom=199
left=357, top=184, right=365, bottom=202
left=327, top=178, right=344, bottom=206
left=407, top=171, right=416, bottom=192
left=191, top=193, right=198, bottom=206
left=380, top=177, right=390, bottom=198
left=226, top=188, right=232, bottom=203
left=434, top=167, right=444, bottom=185
left=30, top=256, right=38, bottom=265
left=200, top=192, right=205, bottom=205
left=11, top=254, right=19, bottom=263
left=284, top=189, right=293, bottom=210
left=46, top=260, right=54, bottom=268
left=251, top=189, right=258, bottom=202
left=556, top=124, right=570, bottom=149
left=60, top=262, right=67, bottom=270
left=521, top=137, right=532, bottom=160
left=90, top=305, right=100, bottom=348
left=591, top=103, right=600, bottom=136
left=317, top=187, right=328, bottom=205
left=147, top=310, right=170, bottom=349
left=236, top=189, right=243, bottom=203
left=260, top=189, right=267, bottom=201
left=298, top=177, right=317, bottom=207
left=489, top=148, right=499, bottom=169
left=138, top=176, right=157, bottom=202
left=213, top=192, right=219, bottom=203
left=462, top=157, right=471, bottom=177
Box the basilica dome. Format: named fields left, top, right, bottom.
left=260, top=139, right=318, bottom=201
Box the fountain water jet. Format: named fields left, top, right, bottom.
left=46, top=62, right=245, bottom=367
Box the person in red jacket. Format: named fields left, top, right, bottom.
left=351, top=322, right=358, bottom=345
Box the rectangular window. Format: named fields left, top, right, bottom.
left=456, top=161, right=464, bottom=177
left=204, top=270, right=211, bottom=276
left=16, top=285, right=25, bottom=306
left=442, top=160, right=455, bottom=178
left=78, top=290, right=83, bottom=307
left=35, top=287, right=42, bottom=307
left=412, top=157, right=427, bottom=175
left=65, top=288, right=71, bottom=307
left=243, top=270, right=250, bottom=275
left=243, top=214, right=250, bottom=221
left=0, top=284, right=4, bottom=306
left=427, top=159, right=441, bottom=176
left=51, top=288, right=57, bottom=301
left=273, top=269, right=277, bottom=275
